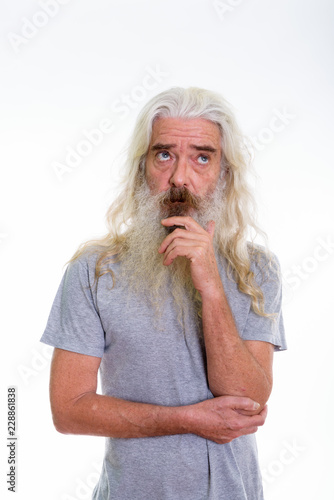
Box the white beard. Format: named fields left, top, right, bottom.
left=117, top=176, right=226, bottom=323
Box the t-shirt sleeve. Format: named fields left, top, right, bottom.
left=240, top=253, right=287, bottom=351
left=40, top=254, right=105, bottom=357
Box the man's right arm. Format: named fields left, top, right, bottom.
left=50, top=348, right=267, bottom=445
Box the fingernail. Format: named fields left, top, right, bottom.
left=253, top=402, right=260, bottom=410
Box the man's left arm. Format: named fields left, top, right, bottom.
left=200, top=286, right=274, bottom=408
left=160, top=216, right=276, bottom=413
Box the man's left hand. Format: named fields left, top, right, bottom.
left=159, top=216, right=222, bottom=297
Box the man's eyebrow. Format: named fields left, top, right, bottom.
left=150, top=143, right=176, bottom=151
left=150, top=143, right=218, bottom=153
left=191, top=145, right=218, bottom=153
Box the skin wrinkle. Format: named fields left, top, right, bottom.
left=146, top=117, right=222, bottom=198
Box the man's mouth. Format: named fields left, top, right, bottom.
left=159, top=187, right=201, bottom=210
left=169, top=191, right=187, bottom=204
left=170, top=200, right=186, bottom=207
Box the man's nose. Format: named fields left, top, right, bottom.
left=169, top=156, right=190, bottom=188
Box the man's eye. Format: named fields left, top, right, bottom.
left=198, top=155, right=209, bottom=165
left=157, top=151, right=170, bottom=161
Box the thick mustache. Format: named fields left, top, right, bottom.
left=159, top=187, right=201, bottom=209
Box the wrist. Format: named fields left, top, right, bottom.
left=200, top=282, right=226, bottom=303
left=153, top=404, right=193, bottom=437
left=176, top=402, right=204, bottom=436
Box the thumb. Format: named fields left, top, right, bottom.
left=231, top=397, right=261, bottom=412
left=206, top=220, right=215, bottom=239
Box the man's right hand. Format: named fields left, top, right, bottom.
left=184, top=396, right=268, bottom=444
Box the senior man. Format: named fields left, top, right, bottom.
left=41, top=87, right=286, bottom=500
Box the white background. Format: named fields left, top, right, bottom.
left=1, top=0, right=333, bottom=499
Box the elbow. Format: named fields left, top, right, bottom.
left=53, top=423, right=68, bottom=435
left=208, top=385, right=225, bottom=399
left=51, top=399, right=79, bottom=434
left=207, top=374, right=226, bottom=398
left=247, top=381, right=273, bottom=413
left=247, top=379, right=273, bottom=410
left=50, top=392, right=96, bottom=435
left=208, top=379, right=273, bottom=409
left=258, top=375, right=273, bottom=408
left=52, top=410, right=73, bottom=434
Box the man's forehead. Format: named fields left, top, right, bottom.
left=149, top=117, right=222, bottom=150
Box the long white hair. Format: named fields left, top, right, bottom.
left=70, top=87, right=275, bottom=317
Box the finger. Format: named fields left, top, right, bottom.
left=236, top=402, right=268, bottom=418
left=224, top=396, right=262, bottom=413
left=217, top=424, right=259, bottom=444
left=238, top=425, right=259, bottom=437
left=232, top=409, right=266, bottom=428
left=158, top=228, right=209, bottom=254
left=162, top=242, right=205, bottom=266
left=258, top=405, right=268, bottom=421
left=161, top=216, right=205, bottom=233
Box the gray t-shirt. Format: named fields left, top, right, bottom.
left=41, top=248, right=286, bottom=500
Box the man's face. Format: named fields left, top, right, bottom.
left=121, top=117, right=225, bottom=311
left=145, top=117, right=223, bottom=216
